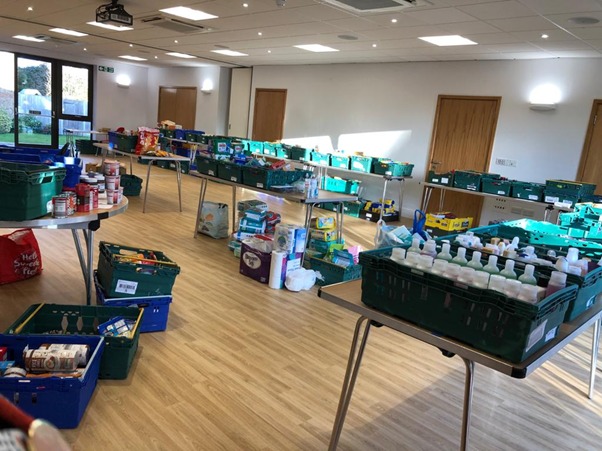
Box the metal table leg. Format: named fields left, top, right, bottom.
left=337, top=202, right=344, bottom=243
left=142, top=158, right=153, bottom=213
left=379, top=178, right=389, bottom=222
left=70, top=228, right=94, bottom=306
left=176, top=161, right=183, bottom=212
left=194, top=177, right=208, bottom=238
left=588, top=316, right=601, bottom=399
left=421, top=186, right=433, bottom=212
left=128, top=155, right=133, bottom=175
left=231, top=186, right=237, bottom=233
left=329, top=316, right=372, bottom=451
left=460, top=358, right=475, bottom=451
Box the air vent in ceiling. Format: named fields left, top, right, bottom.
left=139, top=15, right=211, bottom=34
left=321, top=0, right=425, bottom=13
left=33, top=35, right=77, bottom=45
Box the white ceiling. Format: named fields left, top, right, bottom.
left=1, top=0, right=602, bottom=68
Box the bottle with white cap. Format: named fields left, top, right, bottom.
left=436, top=242, right=453, bottom=261
left=518, top=264, right=537, bottom=285
left=467, top=251, right=484, bottom=270
left=517, top=284, right=539, bottom=303
left=421, top=240, right=438, bottom=258
left=390, top=247, right=406, bottom=264
left=451, top=247, right=468, bottom=266
left=566, top=247, right=580, bottom=265
left=407, top=236, right=422, bottom=254
left=483, top=255, right=501, bottom=274
left=500, top=259, right=518, bottom=279
left=545, top=271, right=567, bottom=297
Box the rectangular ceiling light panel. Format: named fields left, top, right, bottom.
left=159, top=6, right=218, bottom=20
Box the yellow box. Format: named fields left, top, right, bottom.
left=425, top=213, right=473, bottom=232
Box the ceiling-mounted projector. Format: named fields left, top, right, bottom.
left=96, top=0, right=133, bottom=26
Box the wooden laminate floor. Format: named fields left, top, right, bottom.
left=1, top=155, right=601, bottom=451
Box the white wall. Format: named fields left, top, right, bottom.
left=250, top=59, right=602, bottom=219
left=145, top=66, right=228, bottom=134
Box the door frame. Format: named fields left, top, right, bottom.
left=426, top=94, right=502, bottom=174
left=576, top=99, right=602, bottom=180
left=252, top=88, right=287, bottom=141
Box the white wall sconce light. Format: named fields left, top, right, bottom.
left=529, top=83, right=561, bottom=111
left=201, top=79, right=213, bottom=94
left=116, top=74, right=131, bottom=88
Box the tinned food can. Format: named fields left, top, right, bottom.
left=52, top=195, right=68, bottom=218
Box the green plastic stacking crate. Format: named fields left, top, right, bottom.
left=349, top=156, right=375, bottom=173
left=116, top=133, right=138, bottom=153
left=242, top=166, right=289, bottom=189
left=311, top=151, right=330, bottom=166
left=0, top=162, right=66, bottom=220
left=263, top=142, right=281, bottom=157
left=481, top=178, right=511, bottom=196
left=310, top=257, right=361, bottom=286
left=290, top=146, right=312, bottom=162
left=545, top=179, right=596, bottom=200
left=120, top=174, right=143, bottom=196
left=156, top=160, right=190, bottom=174
left=511, top=181, right=545, bottom=202
left=75, top=139, right=98, bottom=155
left=97, top=241, right=181, bottom=298
left=359, top=247, right=577, bottom=363
left=321, top=176, right=361, bottom=194
left=217, top=160, right=243, bottom=183
left=373, top=160, right=414, bottom=177
left=453, top=170, right=500, bottom=191
left=330, top=155, right=350, bottom=169
left=195, top=155, right=219, bottom=177
left=5, top=303, right=144, bottom=380
left=427, top=170, right=454, bottom=186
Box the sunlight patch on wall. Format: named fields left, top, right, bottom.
left=281, top=135, right=334, bottom=153
left=337, top=130, right=412, bottom=157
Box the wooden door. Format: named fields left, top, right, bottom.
left=158, top=87, right=197, bottom=129
left=577, top=100, right=602, bottom=195
left=252, top=88, right=286, bottom=141
left=425, top=95, right=502, bottom=224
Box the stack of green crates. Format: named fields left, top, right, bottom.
left=5, top=303, right=144, bottom=380
left=321, top=176, right=361, bottom=194
left=544, top=179, right=597, bottom=207
left=427, top=170, right=454, bottom=186
left=97, top=241, right=181, bottom=299
left=481, top=178, right=512, bottom=196
left=120, top=174, right=143, bottom=196
left=453, top=170, right=500, bottom=191
left=373, top=160, right=414, bottom=177
left=511, top=181, right=545, bottom=202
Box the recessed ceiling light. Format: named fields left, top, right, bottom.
left=258, top=32, right=262, bottom=36
left=13, top=35, right=45, bottom=43
left=87, top=21, right=133, bottom=31
left=419, top=35, right=477, bottom=46
left=154, top=56, right=158, bottom=59
left=268, top=50, right=271, bottom=53
left=337, top=34, right=358, bottom=41
left=372, top=43, right=377, bottom=48
left=49, top=28, right=88, bottom=37
left=174, top=40, right=179, bottom=43
left=160, top=6, right=218, bottom=21
left=129, top=44, right=133, bottom=47
left=27, top=6, right=33, bottom=11
left=391, top=19, right=398, bottom=23
left=119, top=55, right=147, bottom=61
left=83, top=48, right=87, bottom=51
left=541, top=34, right=549, bottom=39
left=211, top=49, right=248, bottom=56
left=243, top=3, right=249, bottom=7
left=568, top=16, right=600, bottom=25
left=166, top=52, right=197, bottom=58
left=294, top=44, right=339, bottom=53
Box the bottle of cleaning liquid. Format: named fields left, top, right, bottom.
left=407, top=237, right=422, bottom=254
left=500, top=259, right=518, bottom=279
left=545, top=271, right=567, bottom=297
left=483, top=255, right=501, bottom=274
left=518, top=264, right=537, bottom=285
left=436, top=242, right=453, bottom=261
left=566, top=247, right=580, bottom=266
left=421, top=240, right=437, bottom=258
left=451, top=247, right=468, bottom=266
left=390, top=247, right=406, bottom=264
left=467, top=251, right=484, bottom=270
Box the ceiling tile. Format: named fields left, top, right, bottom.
left=403, top=7, right=479, bottom=24
left=486, top=16, right=553, bottom=32
left=517, top=0, right=602, bottom=15
left=458, top=1, right=536, bottom=20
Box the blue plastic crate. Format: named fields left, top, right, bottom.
left=94, top=271, right=172, bottom=332
left=0, top=334, right=104, bottom=429
left=0, top=152, right=52, bottom=163
left=54, top=156, right=82, bottom=188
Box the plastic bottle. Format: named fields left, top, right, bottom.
left=555, top=256, right=569, bottom=273
left=504, top=279, right=522, bottom=299
left=483, top=255, right=500, bottom=274
left=566, top=247, right=580, bottom=265
left=518, top=264, right=537, bottom=285
left=443, top=263, right=462, bottom=280
left=545, top=271, right=567, bottom=297
left=472, top=271, right=490, bottom=289
left=421, top=240, right=438, bottom=258
left=451, top=247, right=468, bottom=266
left=457, top=267, right=476, bottom=285
left=467, top=251, right=484, bottom=270
left=407, top=237, right=422, bottom=254
left=390, top=247, right=406, bottom=263
left=488, top=274, right=507, bottom=293
left=517, top=284, right=539, bottom=304
left=500, top=259, right=517, bottom=279
left=416, top=255, right=434, bottom=271
left=431, top=259, right=449, bottom=275
left=304, top=174, right=311, bottom=195
left=436, top=242, right=453, bottom=261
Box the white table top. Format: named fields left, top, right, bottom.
left=94, top=143, right=189, bottom=162
left=0, top=197, right=128, bottom=229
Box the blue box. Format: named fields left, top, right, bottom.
left=94, top=271, right=172, bottom=333
left=0, top=334, right=104, bottom=429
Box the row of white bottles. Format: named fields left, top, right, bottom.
left=390, top=245, right=565, bottom=303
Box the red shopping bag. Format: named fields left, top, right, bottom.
left=0, top=229, right=43, bottom=284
